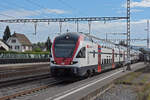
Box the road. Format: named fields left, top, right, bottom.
left=13, top=62, right=146, bottom=100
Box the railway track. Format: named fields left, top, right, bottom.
left=0, top=68, right=50, bottom=82
left=0, top=63, right=60, bottom=100
left=0, top=63, right=50, bottom=82
left=0, top=74, right=64, bottom=100
left=0, top=73, right=50, bottom=88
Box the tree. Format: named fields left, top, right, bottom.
left=45, top=37, right=52, bottom=52
left=32, top=42, right=45, bottom=52
left=3, top=26, right=11, bottom=42
left=34, top=47, right=42, bottom=52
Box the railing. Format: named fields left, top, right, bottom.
left=0, top=52, right=50, bottom=64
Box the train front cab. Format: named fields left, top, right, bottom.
left=50, top=33, right=88, bottom=77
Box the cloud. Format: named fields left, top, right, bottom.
left=0, top=9, right=69, bottom=19
left=131, top=0, right=150, bottom=8
left=123, top=0, right=150, bottom=8
left=41, top=9, right=69, bottom=14
left=117, top=9, right=144, bottom=14
left=131, top=9, right=144, bottom=12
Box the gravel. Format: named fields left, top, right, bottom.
left=95, top=85, right=137, bottom=100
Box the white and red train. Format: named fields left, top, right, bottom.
left=50, top=32, right=140, bottom=77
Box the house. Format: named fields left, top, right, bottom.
left=7, top=33, right=32, bottom=52
left=0, top=39, right=9, bottom=51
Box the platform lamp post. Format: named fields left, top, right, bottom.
left=146, top=20, right=149, bottom=48
left=59, top=21, right=63, bottom=34
left=126, top=0, right=131, bottom=71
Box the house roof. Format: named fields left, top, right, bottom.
left=0, top=39, right=9, bottom=51
left=12, top=33, right=32, bottom=46
left=0, top=39, right=10, bottom=47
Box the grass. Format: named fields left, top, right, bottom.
left=136, top=82, right=150, bottom=100
left=114, top=72, right=142, bottom=85
left=114, top=67, right=150, bottom=100
left=148, top=92, right=150, bottom=100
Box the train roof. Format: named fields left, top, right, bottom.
left=55, top=32, right=141, bottom=52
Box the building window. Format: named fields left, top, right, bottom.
left=11, top=39, right=16, bottom=43
left=26, top=46, right=28, bottom=50
left=15, top=46, right=19, bottom=50
left=24, top=46, right=26, bottom=49
left=10, top=46, right=12, bottom=49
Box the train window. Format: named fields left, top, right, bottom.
left=54, top=39, right=76, bottom=58
left=103, top=59, right=104, bottom=64
left=107, top=56, right=109, bottom=63
left=93, top=50, right=95, bottom=58
left=76, top=47, right=86, bottom=58
left=115, top=54, right=117, bottom=57
left=106, top=59, right=108, bottom=64
left=120, top=54, right=123, bottom=57
left=104, top=59, right=106, bottom=64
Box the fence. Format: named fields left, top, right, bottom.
left=0, top=52, right=50, bottom=64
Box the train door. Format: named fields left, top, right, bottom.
left=119, top=47, right=120, bottom=63
left=112, top=49, right=115, bottom=68
left=123, top=51, right=125, bottom=62
left=98, top=45, right=101, bottom=72
left=87, top=45, right=90, bottom=64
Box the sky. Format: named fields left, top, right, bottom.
left=0, top=0, right=149, bottom=47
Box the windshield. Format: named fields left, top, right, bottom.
left=54, top=40, right=76, bottom=58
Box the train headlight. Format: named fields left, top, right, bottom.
left=54, top=61, right=56, bottom=64
left=70, top=61, right=78, bottom=65
left=70, top=61, right=73, bottom=65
